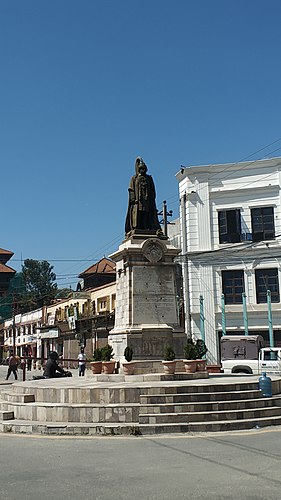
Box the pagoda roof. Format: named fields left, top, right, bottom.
left=0, top=248, right=14, bottom=263
left=0, top=248, right=13, bottom=256
left=0, top=263, right=16, bottom=274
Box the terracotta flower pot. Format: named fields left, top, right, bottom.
left=184, top=360, right=197, bottom=373
left=162, top=360, right=177, bottom=375
left=102, top=361, right=116, bottom=374
left=196, top=359, right=207, bottom=372
left=90, top=361, right=102, bottom=374
left=123, top=362, right=135, bottom=375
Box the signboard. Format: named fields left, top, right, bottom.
left=48, top=315, right=55, bottom=326
left=66, top=306, right=78, bottom=330
left=39, top=329, right=59, bottom=339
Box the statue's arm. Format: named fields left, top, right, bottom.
left=128, top=176, right=136, bottom=203
left=148, top=175, right=156, bottom=198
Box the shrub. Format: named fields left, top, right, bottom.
left=101, top=344, right=114, bottom=362
left=124, top=346, right=133, bottom=362
left=196, top=339, right=208, bottom=359
left=92, top=348, right=102, bottom=362
left=163, top=345, right=175, bottom=361
left=184, top=339, right=198, bottom=360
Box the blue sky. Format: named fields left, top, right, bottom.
left=1, top=0, right=281, bottom=289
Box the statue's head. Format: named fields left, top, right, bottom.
left=135, top=156, right=147, bottom=175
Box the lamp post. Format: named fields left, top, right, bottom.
left=242, top=292, right=248, bottom=336
left=267, top=290, right=274, bottom=348
left=221, top=294, right=226, bottom=336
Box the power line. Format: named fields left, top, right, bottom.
left=11, top=259, right=100, bottom=262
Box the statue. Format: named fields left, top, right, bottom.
left=125, top=157, right=161, bottom=236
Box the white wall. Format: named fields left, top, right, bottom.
left=177, top=158, right=281, bottom=362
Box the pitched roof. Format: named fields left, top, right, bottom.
left=79, top=258, right=116, bottom=277
left=0, top=248, right=14, bottom=256
left=0, top=263, right=16, bottom=274
left=0, top=248, right=14, bottom=264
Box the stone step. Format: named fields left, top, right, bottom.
left=139, top=396, right=281, bottom=414
left=0, top=419, right=142, bottom=436
left=11, top=385, right=141, bottom=404
left=1, top=413, right=281, bottom=436
left=0, top=392, right=35, bottom=403
left=11, top=380, right=262, bottom=399
left=139, top=414, right=281, bottom=434
left=0, top=400, right=140, bottom=423
left=140, top=382, right=261, bottom=395
left=0, top=410, right=14, bottom=420
left=140, top=389, right=262, bottom=404
left=139, top=406, right=281, bottom=424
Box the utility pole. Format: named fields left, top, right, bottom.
left=157, top=200, right=173, bottom=237
left=180, top=193, right=191, bottom=338
left=12, top=293, right=16, bottom=353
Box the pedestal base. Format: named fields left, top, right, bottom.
left=108, top=328, right=186, bottom=361
left=109, top=234, right=186, bottom=361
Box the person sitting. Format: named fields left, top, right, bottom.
left=43, top=351, right=71, bottom=378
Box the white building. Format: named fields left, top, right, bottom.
left=176, top=157, right=281, bottom=363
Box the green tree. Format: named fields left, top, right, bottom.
left=21, top=259, right=58, bottom=309
left=0, top=273, right=25, bottom=320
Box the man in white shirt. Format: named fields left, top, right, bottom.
left=78, top=347, right=86, bottom=376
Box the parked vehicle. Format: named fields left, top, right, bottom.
left=221, top=335, right=281, bottom=375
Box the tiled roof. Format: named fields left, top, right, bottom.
left=0, top=248, right=14, bottom=264
left=0, top=248, right=14, bottom=256
left=79, top=258, right=116, bottom=277
left=0, top=263, right=16, bottom=274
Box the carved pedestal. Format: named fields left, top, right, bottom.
left=108, top=234, right=186, bottom=361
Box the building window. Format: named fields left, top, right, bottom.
left=97, top=297, right=107, bottom=312
left=218, top=209, right=241, bottom=243
left=222, top=270, right=244, bottom=304
left=255, top=268, right=279, bottom=303
left=92, top=301, right=96, bottom=315
left=251, top=207, right=275, bottom=242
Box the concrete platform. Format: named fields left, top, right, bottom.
left=1, top=373, right=281, bottom=436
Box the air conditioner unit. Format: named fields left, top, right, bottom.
left=241, top=232, right=252, bottom=241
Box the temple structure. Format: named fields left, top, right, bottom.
left=0, top=248, right=16, bottom=297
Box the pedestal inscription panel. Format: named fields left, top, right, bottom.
left=133, top=266, right=178, bottom=325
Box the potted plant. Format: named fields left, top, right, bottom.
left=101, top=345, right=115, bottom=374
left=90, top=348, right=103, bottom=374
left=122, top=346, right=135, bottom=375
left=162, top=345, right=176, bottom=374
left=183, top=339, right=198, bottom=373
left=195, top=339, right=208, bottom=372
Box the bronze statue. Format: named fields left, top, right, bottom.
left=125, top=157, right=161, bottom=236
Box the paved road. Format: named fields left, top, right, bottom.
left=0, top=428, right=281, bottom=500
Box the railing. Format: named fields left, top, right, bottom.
left=16, top=357, right=90, bottom=382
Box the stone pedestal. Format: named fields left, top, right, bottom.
left=108, top=234, right=186, bottom=360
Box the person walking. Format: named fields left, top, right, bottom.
left=78, top=347, right=86, bottom=376
left=27, top=352, right=32, bottom=371
left=5, top=351, right=19, bottom=380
